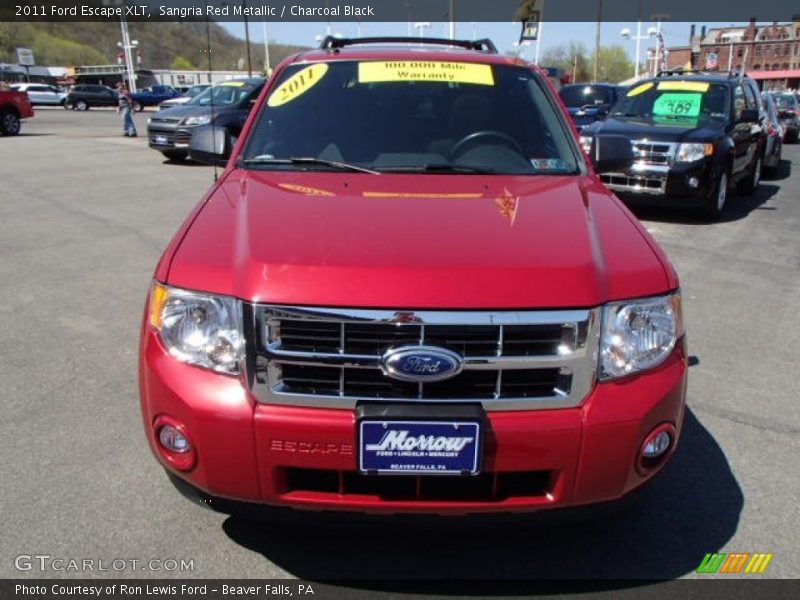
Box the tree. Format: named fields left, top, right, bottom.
left=588, top=45, right=634, bottom=83
left=171, top=56, right=195, bottom=70
left=540, top=42, right=591, bottom=83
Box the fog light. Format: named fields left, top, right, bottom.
left=687, top=177, right=699, bottom=188
left=159, top=425, right=190, bottom=453
left=642, top=430, right=671, bottom=458
left=153, top=416, right=196, bottom=471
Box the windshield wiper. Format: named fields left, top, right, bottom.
left=374, top=163, right=498, bottom=174
left=241, top=156, right=379, bottom=174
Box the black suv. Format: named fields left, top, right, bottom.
left=65, top=85, right=119, bottom=111
left=580, top=71, right=766, bottom=219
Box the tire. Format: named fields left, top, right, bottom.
left=786, top=130, right=798, bottom=144
left=737, top=154, right=761, bottom=196
left=0, top=109, right=21, bottom=136
left=161, top=150, right=188, bottom=162
left=704, top=171, right=728, bottom=221
left=74, top=100, right=89, bottom=111
left=133, top=101, right=144, bottom=112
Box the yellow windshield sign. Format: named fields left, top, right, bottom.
left=219, top=81, right=245, bottom=87
left=627, top=82, right=653, bottom=96
left=358, top=61, right=494, bottom=86
left=656, top=81, right=710, bottom=92
left=268, top=63, right=329, bottom=107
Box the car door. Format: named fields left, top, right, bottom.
left=101, top=87, right=118, bottom=106
left=730, top=83, right=754, bottom=175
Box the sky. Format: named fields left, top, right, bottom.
left=220, top=20, right=731, bottom=62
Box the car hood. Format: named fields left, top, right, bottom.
left=165, top=171, right=674, bottom=308
left=583, top=116, right=724, bottom=142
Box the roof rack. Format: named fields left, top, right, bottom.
left=656, top=67, right=744, bottom=79
left=318, top=36, right=498, bottom=54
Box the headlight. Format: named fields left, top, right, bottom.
left=599, top=293, right=683, bottom=380
left=675, top=143, right=713, bottom=163
left=579, top=135, right=593, bottom=154
left=183, top=115, right=212, bottom=126
left=149, top=283, right=244, bottom=375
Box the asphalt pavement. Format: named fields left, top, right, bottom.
left=1, top=107, right=798, bottom=585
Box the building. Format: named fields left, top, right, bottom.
left=666, top=18, right=800, bottom=90
left=75, top=64, right=251, bottom=89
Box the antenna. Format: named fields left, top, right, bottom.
left=205, top=16, right=218, bottom=182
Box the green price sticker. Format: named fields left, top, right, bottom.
left=653, top=92, right=702, bottom=117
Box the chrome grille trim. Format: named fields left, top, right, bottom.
left=249, top=306, right=600, bottom=411
left=631, top=139, right=677, bottom=167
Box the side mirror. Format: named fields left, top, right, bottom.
left=739, top=108, right=760, bottom=123
left=589, top=135, right=634, bottom=173
left=189, top=125, right=232, bottom=166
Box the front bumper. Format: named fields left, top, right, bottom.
left=140, top=325, right=688, bottom=514
left=601, top=160, right=714, bottom=205
left=147, top=124, right=194, bottom=150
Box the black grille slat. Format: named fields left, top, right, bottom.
left=344, top=323, right=421, bottom=355
left=286, top=469, right=550, bottom=501
left=280, top=365, right=339, bottom=395
left=278, top=319, right=341, bottom=353
left=425, top=325, right=498, bottom=356
left=503, top=324, right=564, bottom=356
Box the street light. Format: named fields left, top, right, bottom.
left=413, top=22, right=431, bottom=39
left=621, top=25, right=657, bottom=80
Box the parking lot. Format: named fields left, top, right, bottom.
left=1, top=107, right=798, bottom=583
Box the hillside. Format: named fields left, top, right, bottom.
left=0, top=21, right=309, bottom=72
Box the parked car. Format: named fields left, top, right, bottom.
left=158, top=84, right=210, bottom=111
left=10, top=83, right=66, bottom=106
left=0, top=88, right=34, bottom=135
left=140, top=36, right=687, bottom=518
left=760, top=92, right=783, bottom=176
left=581, top=71, right=766, bottom=220
left=64, top=84, right=118, bottom=111
left=768, top=92, right=799, bottom=143
left=129, top=85, right=181, bottom=112
left=558, top=83, right=626, bottom=132
left=147, top=78, right=263, bottom=161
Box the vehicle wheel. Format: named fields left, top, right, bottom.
left=75, top=100, right=89, bottom=111
left=786, top=130, right=798, bottom=144
left=161, top=150, right=188, bottom=162
left=737, top=155, right=761, bottom=196
left=704, top=171, right=728, bottom=221
left=0, top=109, right=21, bottom=136
left=133, top=101, right=144, bottom=112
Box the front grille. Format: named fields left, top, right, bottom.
left=250, top=306, right=599, bottom=411
left=283, top=468, right=551, bottom=501
left=148, top=129, right=192, bottom=148
left=278, top=364, right=562, bottom=400
left=601, top=173, right=666, bottom=194
left=632, top=140, right=676, bottom=166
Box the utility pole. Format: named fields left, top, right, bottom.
left=242, top=0, right=252, bottom=76
left=448, top=0, right=455, bottom=40
left=262, top=20, right=270, bottom=74
left=593, top=0, right=603, bottom=82
left=534, top=21, right=543, bottom=66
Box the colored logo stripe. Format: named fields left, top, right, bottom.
left=697, top=552, right=773, bottom=574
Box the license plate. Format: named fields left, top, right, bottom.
left=154, top=135, right=168, bottom=145
left=359, top=420, right=480, bottom=475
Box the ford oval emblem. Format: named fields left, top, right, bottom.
left=380, top=346, right=463, bottom=383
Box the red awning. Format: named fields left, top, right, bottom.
left=747, top=69, right=800, bottom=80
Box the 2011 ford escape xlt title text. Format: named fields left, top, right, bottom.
left=138, top=37, right=687, bottom=515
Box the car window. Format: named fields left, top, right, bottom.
left=242, top=61, right=579, bottom=176
left=772, top=94, right=798, bottom=109
left=742, top=82, right=758, bottom=110
left=559, top=85, right=613, bottom=108
left=187, top=82, right=261, bottom=107
left=613, top=80, right=730, bottom=126
left=733, top=85, right=747, bottom=116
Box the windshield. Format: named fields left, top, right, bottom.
left=241, top=60, right=579, bottom=175
left=188, top=82, right=258, bottom=107
left=611, top=80, right=730, bottom=127
left=186, top=85, right=208, bottom=97
left=772, top=94, right=798, bottom=109
left=560, top=85, right=614, bottom=108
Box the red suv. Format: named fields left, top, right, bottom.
left=139, top=37, right=687, bottom=515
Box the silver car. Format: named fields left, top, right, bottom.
left=10, top=83, right=67, bottom=106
